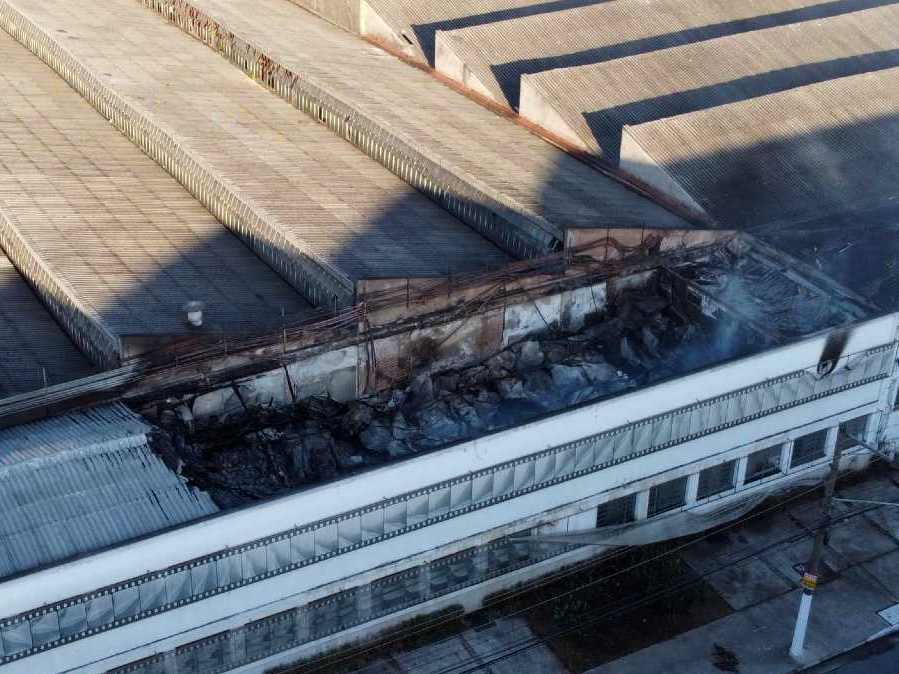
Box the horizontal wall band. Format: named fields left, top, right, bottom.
left=0, top=343, right=891, bottom=664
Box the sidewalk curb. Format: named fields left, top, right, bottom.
left=789, top=622, right=899, bottom=673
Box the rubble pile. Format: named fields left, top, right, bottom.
left=172, top=285, right=738, bottom=508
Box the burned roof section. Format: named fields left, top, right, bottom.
left=618, top=68, right=899, bottom=311
left=672, top=242, right=866, bottom=343
left=159, top=234, right=866, bottom=508
left=173, top=266, right=756, bottom=507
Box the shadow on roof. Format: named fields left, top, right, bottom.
left=0, top=257, right=97, bottom=398
left=490, top=0, right=898, bottom=108
left=412, top=0, right=609, bottom=65
left=584, top=48, right=899, bottom=162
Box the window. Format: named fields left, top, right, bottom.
left=595, top=494, right=637, bottom=528
left=790, top=429, right=829, bottom=468
left=837, top=415, right=870, bottom=451
left=648, top=477, right=688, bottom=517
left=744, top=446, right=782, bottom=484
left=697, top=460, right=737, bottom=500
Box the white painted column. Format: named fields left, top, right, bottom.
left=634, top=491, right=650, bottom=520
left=685, top=474, right=700, bottom=505
left=735, top=457, right=748, bottom=489
left=825, top=426, right=839, bottom=457
left=163, top=651, right=178, bottom=674
left=781, top=441, right=794, bottom=474
left=790, top=590, right=814, bottom=659
left=228, top=626, right=246, bottom=665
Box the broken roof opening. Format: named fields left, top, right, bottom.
left=149, top=236, right=860, bottom=509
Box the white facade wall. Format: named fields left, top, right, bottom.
left=2, top=314, right=896, bottom=674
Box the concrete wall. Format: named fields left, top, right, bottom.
left=187, top=277, right=607, bottom=420
left=189, top=345, right=359, bottom=425
left=360, top=1, right=406, bottom=55
left=519, top=74, right=588, bottom=151
left=288, top=0, right=361, bottom=33
left=434, top=33, right=498, bottom=103
left=619, top=127, right=709, bottom=214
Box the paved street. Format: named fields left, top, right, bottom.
left=334, top=470, right=899, bottom=674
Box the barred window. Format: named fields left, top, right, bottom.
left=697, top=460, right=737, bottom=500
left=595, top=494, right=637, bottom=528
left=791, top=429, right=829, bottom=468
left=648, top=477, right=688, bottom=517
left=745, top=446, right=782, bottom=484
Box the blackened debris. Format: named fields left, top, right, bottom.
left=169, top=282, right=756, bottom=508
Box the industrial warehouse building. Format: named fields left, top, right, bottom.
left=0, top=2, right=897, bottom=674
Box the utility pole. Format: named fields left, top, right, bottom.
left=789, top=438, right=845, bottom=659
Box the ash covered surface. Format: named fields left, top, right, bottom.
left=165, top=276, right=756, bottom=509
left=675, top=246, right=857, bottom=341
left=756, top=211, right=899, bottom=312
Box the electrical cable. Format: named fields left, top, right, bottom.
left=285, top=457, right=893, bottom=674
left=398, top=480, right=899, bottom=674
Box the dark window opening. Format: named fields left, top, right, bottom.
left=697, top=460, right=737, bottom=500
left=791, top=429, right=829, bottom=468
left=745, top=446, right=782, bottom=484
left=837, top=415, right=870, bottom=451
left=595, top=494, right=637, bottom=528
left=648, top=477, right=688, bottom=517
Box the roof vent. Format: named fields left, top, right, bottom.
left=183, top=301, right=205, bottom=327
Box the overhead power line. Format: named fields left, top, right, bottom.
left=287, top=457, right=893, bottom=674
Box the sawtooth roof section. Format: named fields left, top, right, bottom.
left=0, top=30, right=314, bottom=368
left=292, top=0, right=570, bottom=65
left=622, top=68, right=899, bottom=309
left=0, top=254, right=97, bottom=399
left=0, top=0, right=511, bottom=312
left=435, top=0, right=884, bottom=109
left=0, top=403, right=218, bottom=580
left=139, top=0, right=690, bottom=249
left=519, top=4, right=899, bottom=162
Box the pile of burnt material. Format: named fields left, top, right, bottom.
left=168, top=283, right=729, bottom=508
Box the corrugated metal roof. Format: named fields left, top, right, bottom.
left=293, top=0, right=554, bottom=64
left=154, top=0, right=689, bottom=242
left=623, top=68, right=899, bottom=229
left=521, top=4, right=899, bottom=161
left=435, top=0, right=879, bottom=108
left=0, top=404, right=217, bottom=579
left=623, top=68, right=899, bottom=310
left=0, top=254, right=97, bottom=399
left=0, top=30, right=315, bottom=366
left=0, top=0, right=510, bottom=305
